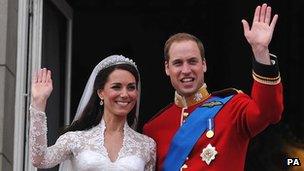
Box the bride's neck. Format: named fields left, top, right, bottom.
left=102, top=113, right=126, bottom=133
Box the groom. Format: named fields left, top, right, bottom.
left=144, top=4, right=283, bottom=171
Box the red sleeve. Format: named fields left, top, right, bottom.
left=244, top=54, right=284, bottom=137
left=245, top=81, right=283, bottom=137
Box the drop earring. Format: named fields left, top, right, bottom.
left=100, top=98, right=104, bottom=106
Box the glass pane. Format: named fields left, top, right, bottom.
left=40, top=0, right=68, bottom=170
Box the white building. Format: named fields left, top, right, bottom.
left=0, top=0, right=73, bottom=170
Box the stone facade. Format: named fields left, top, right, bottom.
left=0, top=0, right=18, bottom=170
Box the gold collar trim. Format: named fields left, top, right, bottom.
left=174, top=83, right=210, bottom=108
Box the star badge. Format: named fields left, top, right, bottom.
left=200, top=143, right=217, bottom=165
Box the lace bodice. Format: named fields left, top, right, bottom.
left=29, top=106, right=156, bottom=171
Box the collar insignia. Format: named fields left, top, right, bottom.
left=175, top=84, right=210, bottom=108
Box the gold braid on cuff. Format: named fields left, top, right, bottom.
left=252, top=71, right=281, bottom=85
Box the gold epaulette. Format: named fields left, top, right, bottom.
left=211, top=88, right=242, bottom=98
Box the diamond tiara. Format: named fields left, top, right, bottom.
left=97, top=55, right=138, bottom=72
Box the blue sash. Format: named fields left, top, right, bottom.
left=163, top=95, right=234, bottom=171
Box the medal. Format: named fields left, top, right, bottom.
left=200, top=144, right=217, bottom=165
left=206, top=130, right=214, bottom=138
left=206, top=118, right=214, bottom=138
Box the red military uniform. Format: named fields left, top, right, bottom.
left=144, top=57, right=283, bottom=171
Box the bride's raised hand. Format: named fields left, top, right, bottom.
left=31, top=68, right=53, bottom=111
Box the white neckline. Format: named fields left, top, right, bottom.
left=99, top=118, right=129, bottom=163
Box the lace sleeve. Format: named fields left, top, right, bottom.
left=145, top=138, right=156, bottom=171
left=29, top=106, right=73, bottom=168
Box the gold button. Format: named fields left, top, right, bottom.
left=181, top=164, right=188, bottom=170
left=183, top=112, right=189, bottom=117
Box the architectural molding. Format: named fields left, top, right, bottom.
left=14, top=0, right=30, bottom=170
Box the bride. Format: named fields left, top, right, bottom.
left=29, top=55, right=156, bottom=170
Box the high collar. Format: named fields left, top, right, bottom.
left=174, top=83, right=210, bottom=108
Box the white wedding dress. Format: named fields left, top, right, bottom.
left=29, top=106, right=156, bottom=171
